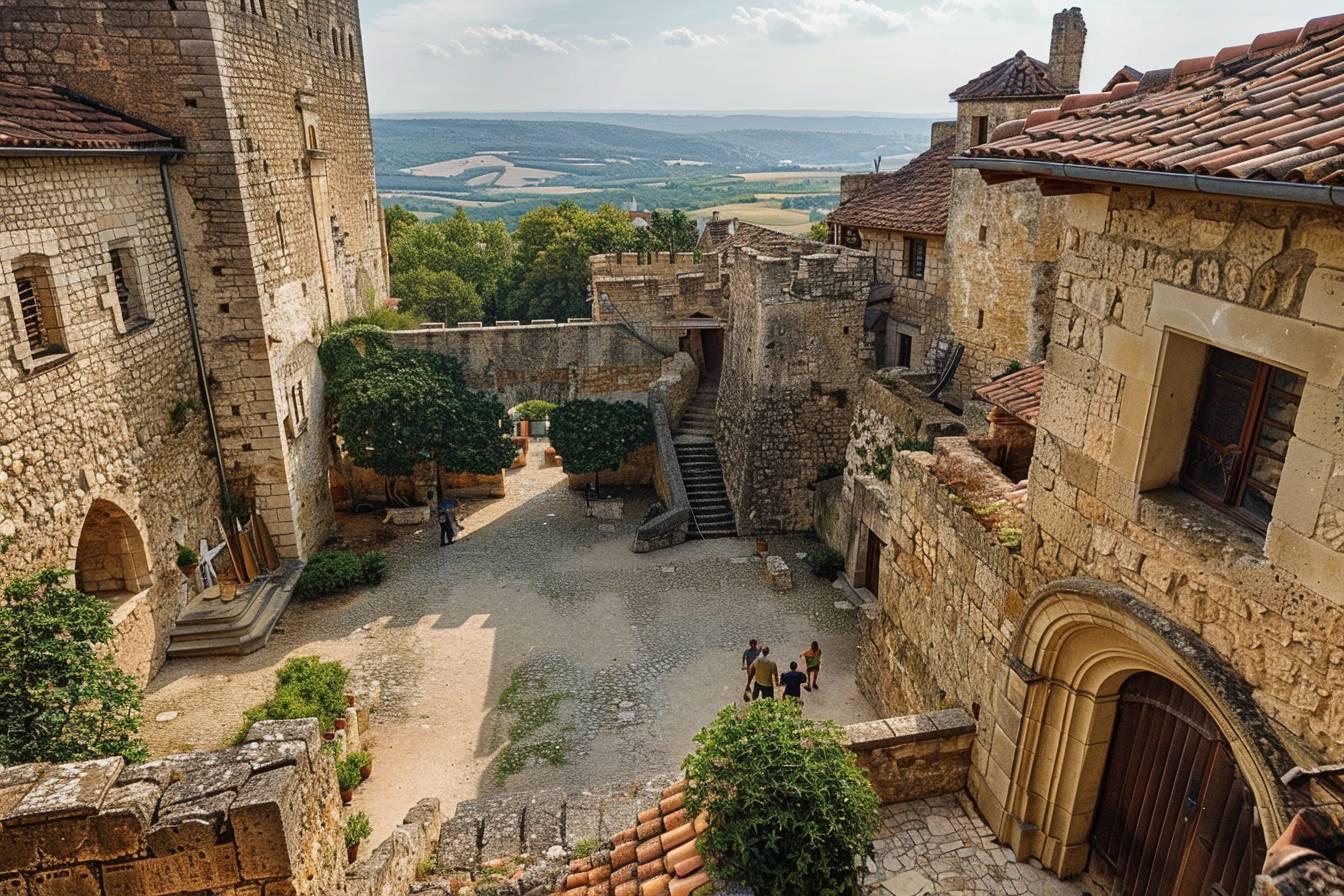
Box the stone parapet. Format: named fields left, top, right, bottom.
left=634, top=354, right=698, bottom=553
left=845, top=709, right=977, bottom=804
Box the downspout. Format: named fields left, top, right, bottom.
left=160, top=158, right=230, bottom=509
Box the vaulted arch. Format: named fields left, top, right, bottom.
left=74, top=499, right=151, bottom=599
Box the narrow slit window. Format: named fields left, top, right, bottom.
left=110, top=248, right=148, bottom=327
left=904, top=237, right=927, bottom=280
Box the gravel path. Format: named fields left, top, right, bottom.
left=143, top=447, right=873, bottom=843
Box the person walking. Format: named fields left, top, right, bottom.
left=781, top=661, right=807, bottom=702
left=749, top=645, right=778, bottom=700
left=802, top=641, right=821, bottom=691
left=741, top=639, right=760, bottom=702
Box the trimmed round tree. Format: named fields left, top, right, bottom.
left=547, top=399, right=654, bottom=494
left=0, top=568, right=148, bottom=764
left=682, top=699, right=879, bottom=896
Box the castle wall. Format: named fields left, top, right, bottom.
left=821, top=184, right=1344, bottom=874
left=856, top=227, right=949, bottom=372
left=0, top=0, right=388, bottom=559
left=944, top=99, right=1071, bottom=395
left=716, top=248, right=873, bottom=533
left=0, top=155, right=219, bottom=682
left=590, top=251, right=725, bottom=328
left=388, top=322, right=673, bottom=408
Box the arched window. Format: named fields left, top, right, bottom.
left=75, top=500, right=151, bottom=599
left=306, top=124, right=319, bottom=150
left=332, top=27, right=340, bottom=55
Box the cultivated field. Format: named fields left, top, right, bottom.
left=689, top=200, right=815, bottom=235
left=733, top=171, right=845, bottom=183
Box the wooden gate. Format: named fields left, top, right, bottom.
left=1090, top=672, right=1265, bottom=896
left=863, top=529, right=881, bottom=595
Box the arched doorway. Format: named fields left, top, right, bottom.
left=74, top=499, right=151, bottom=600
left=981, top=579, right=1295, bottom=887
left=1090, top=672, right=1265, bottom=895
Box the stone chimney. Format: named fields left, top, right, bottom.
left=1049, top=7, right=1085, bottom=93
left=931, top=120, right=957, bottom=145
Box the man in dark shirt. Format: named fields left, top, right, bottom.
left=781, top=661, right=808, bottom=701
left=741, top=639, right=760, bottom=702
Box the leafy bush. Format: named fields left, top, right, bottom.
left=642, top=500, right=668, bottom=524
left=348, top=749, right=372, bottom=770
left=295, top=549, right=386, bottom=600
left=0, top=568, right=148, bottom=764
left=683, top=700, right=878, bottom=896
left=233, top=656, right=350, bottom=741
left=176, top=545, right=199, bottom=567
left=804, top=546, right=845, bottom=581
left=345, top=811, right=372, bottom=847
left=512, top=399, right=557, bottom=422
left=548, top=399, right=654, bottom=488
left=337, top=755, right=364, bottom=791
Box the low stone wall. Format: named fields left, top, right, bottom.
left=0, top=719, right=436, bottom=896
left=844, top=709, right=977, bottom=804
left=634, top=354, right=699, bottom=553
left=562, top=442, right=656, bottom=490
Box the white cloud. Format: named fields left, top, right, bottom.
left=577, top=33, right=634, bottom=50
left=921, top=0, right=1000, bottom=23
left=422, top=40, right=478, bottom=58
left=462, top=24, right=572, bottom=55
left=733, top=0, right=909, bottom=41
left=660, top=27, right=729, bottom=48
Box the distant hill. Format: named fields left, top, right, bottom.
left=378, top=111, right=943, bottom=137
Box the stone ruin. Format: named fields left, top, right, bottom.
left=0, top=719, right=438, bottom=896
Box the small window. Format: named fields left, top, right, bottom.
left=840, top=226, right=862, bottom=249
left=347, top=33, right=355, bottom=58
left=904, top=237, right=927, bottom=280
left=287, top=381, right=308, bottom=438
left=973, top=116, right=990, bottom=145
left=110, top=248, right=149, bottom=328
left=13, top=262, right=64, bottom=358
left=276, top=210, right=287, bottom=251
left=1180, top=347, right=1305, bottom=532
left=978, top=224, right=988, bottom=243
left=897, top=332, right=913, bottom=368
left=306, top=125, right=318, bottom=150
left=332, top=28, right=340, bottom=55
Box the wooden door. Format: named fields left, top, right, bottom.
left=1090, top=673, right=1264, bottom=896
left=863, top=529, right=881, bottom=595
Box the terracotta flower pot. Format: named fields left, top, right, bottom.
left=334, top=718, right=347, bottom=731
left=347, top=844, right=359, bottom=863
left=755, top=540, right=768, bottom=556
left=178, top=563, right=199, bottom=579
left=322, top=731, right=336, bottom=742
left=360, top=761, right=372, bottom=780
left=340, top=787, right=353, bottom=806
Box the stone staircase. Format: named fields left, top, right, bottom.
left=674, top=375, right=736, bottom=538
left=166, top=560, right=304, bottom=658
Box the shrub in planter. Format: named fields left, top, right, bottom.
left=348, top=749, right=373, bottom=779
left=337, top=755, right=364, bottom=795
left=513, top=399, right=557, bottom=422
left=295, top=550, right=386, bottom=600
left=231, top=656, right=350, bottom=743
left=804, top=546, right=845, bottom=581
left=345, top=811, right=372, bottom=861
left=548, top=399, right=654, bottom=493
left=683, top=700, right=878, bottom=896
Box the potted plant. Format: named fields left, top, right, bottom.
left=344, top=811, right=371, bottom=863
left=176, top=545, right=199, bottom=578
left=755, top=539, right=769, bottom=556
left=349, top=749, right=373, bottom=780
left=337, top=756, right=362, bottom=804
left=334, top=716, right=347, bottom=731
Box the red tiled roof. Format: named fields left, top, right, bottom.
left=974, top=362, right=1044, bottom=425
left=949, top=51, right=1070, bottom=102
left=828, top=139, right=954, bottom=234
left=0, top=81, right=177, bottom=154
left=702, top=219, right=821, bottom=255
left=554, top=779, right=710, bottom=896
left=963, top=15, right=1344, bottom=186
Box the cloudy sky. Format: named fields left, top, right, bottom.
left=359, top=0, right=1332, bottom=115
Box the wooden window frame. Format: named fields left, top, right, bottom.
left=1179, top=347, right=1302, bottom=534
left=973, top=115, right=990, bottom=145
left=904, top=237, right=927, bottom=280
left=109, top=246, right=151, bottom=331
left=11, top=260, right=68, bottom=368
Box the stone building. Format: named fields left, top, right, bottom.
left=942, top=7, right=1086, bottom=393
left=820, top=13, right=1344, bottom=895
left=0, top=0, right=389, bottom=561
left=0, top=85, right=222, bottom=682
left=828, top=129, right=955, bottom=373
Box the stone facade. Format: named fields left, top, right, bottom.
left=861, top=228, right=949, bottom=372
left=589, top=251, right=725, bottom=328
left=0, top=0, right=389, bottom=560
left=820, top=182, right=1344, bottom=879
left=0, top=154, right=219, bottom=682
left=0, top=719, right=438, bottom=896
left=716, top=246, right=873, bottom=533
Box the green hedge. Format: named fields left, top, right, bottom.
left=232, top=656, right=350, bottom=743
left=294, top=550, right=386, bottom=600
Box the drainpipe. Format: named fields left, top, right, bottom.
left=160, top=158, right=231, bottom=510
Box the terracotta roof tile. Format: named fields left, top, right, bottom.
left=964, top=16, right=1344, bottom=186
left=973, top=363, right=1044, bottom=425
left=0, top=81, right=177, bottom=154
left=949, top=50, right=1070, bottom=101
left=827, top=138, right=954, bottom=234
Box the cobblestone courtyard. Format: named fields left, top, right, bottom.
left=144, top=447, right=873, bottom=841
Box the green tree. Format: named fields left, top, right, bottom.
left=392, top=267, right=483, bottom=325
left=809, top=220, right=831, bottom=242
left=384, top=204, right=419, bottom=243
left=505, top=202, right=642, bottom=322
left=548, top=399, right=654, bottom=492
left=0, top=568, right=148, bottom=764
left=389, top=208, right=511, bottom=317
left=683, top=700, right=879, bottom=896
left=639, top=209, right=699, bottom=253
left=437, top=389, right=518, bottom=475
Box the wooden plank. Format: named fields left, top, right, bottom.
left=217, top=518, right=248, bottom=586
left=253, top=512, right=281, bottom=571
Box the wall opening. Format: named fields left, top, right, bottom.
left=75, top=500, right=151, bottom=602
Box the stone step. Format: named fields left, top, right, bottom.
left=166, top=560, right=303, bottom=658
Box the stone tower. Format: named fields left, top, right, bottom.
left=0, top=0, right=390, bottom=558
left=1049, top=7, right=1087, bottom=93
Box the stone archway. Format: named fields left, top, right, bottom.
left=980, top=578, right=1297, bottom=880
left=74, top=499, right=151, bottom=600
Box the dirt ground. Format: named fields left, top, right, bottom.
left=143, top=444, right=874, bottom=844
